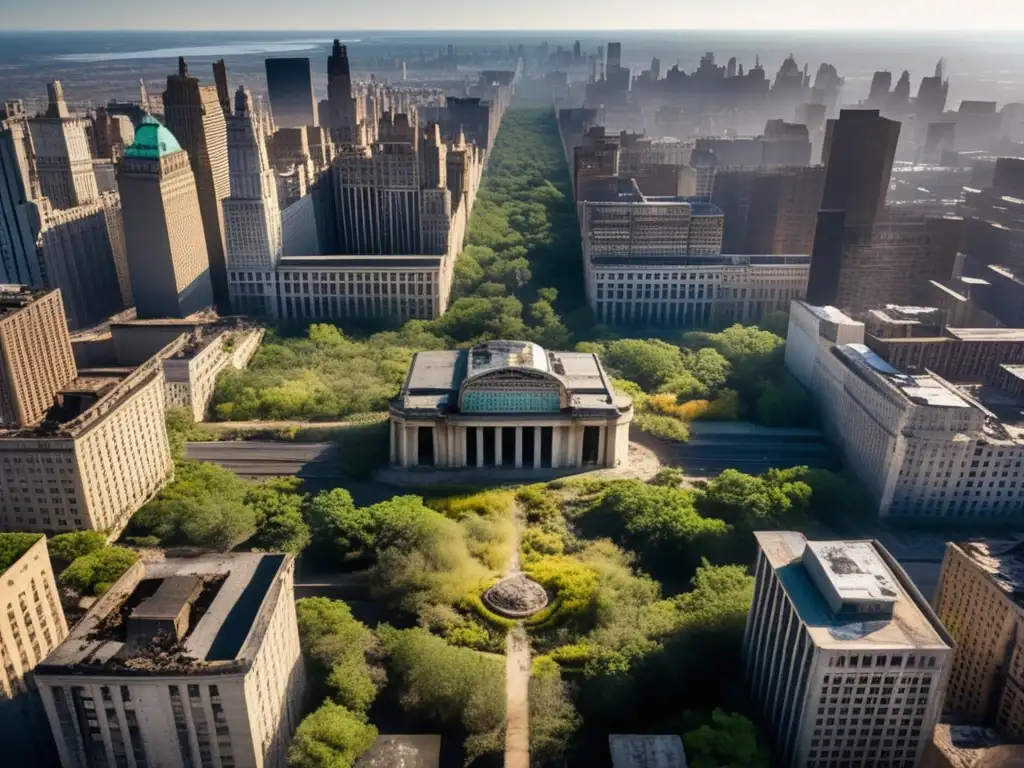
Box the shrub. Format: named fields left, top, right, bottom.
left=60, top=547, right=138, bottom=596
left=47, top=531, right=106, bottom=564
left=377, top=626, right=505, bottom=762
left=634, top=412, right=690, bottom=442
left=0, top=533, right=42, bottom=572
left=287, top=702, right=377, bottom=768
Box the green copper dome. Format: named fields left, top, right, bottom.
left=122, top=115, right=182, bottom=160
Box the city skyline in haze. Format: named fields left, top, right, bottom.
left=4, top=0, right=1024, bottom=31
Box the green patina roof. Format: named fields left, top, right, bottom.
left=122, top=115, right=183, bottom=159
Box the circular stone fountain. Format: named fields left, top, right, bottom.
left=482, top=574, right=549, bottom=618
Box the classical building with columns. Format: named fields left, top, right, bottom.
left=389, top=340, right=632, bottom=470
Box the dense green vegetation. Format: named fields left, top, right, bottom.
left=47, top=531, right=108, bottom=565
left=0, top=532, right=42, bottom=572
left=58, top=546, right=138, bottom=596
left=287, top=701, right=378, bottom=768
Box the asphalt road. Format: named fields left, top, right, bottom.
left=185, top=442, right=336, bottom=477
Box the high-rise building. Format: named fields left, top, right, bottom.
left=91, top=106, right=135, bottom=161
left=28, top=82, right=98, bottom=209
left=0, top=286, right=76, bottom=428
left=34, top=192, right=128, bottom=328
left=212, top=58, right=231, bottom=118
left=332, top=114, right=459, bottom=257
left=933, top=540, right=1024, bottom=738
left=224, top=87, right=282, bottom=316
left=325, top=40, right=364, bottom=146
left=866, top=71, right=892, bottom=109
left=0, top=534, right=68, bottom=764
left=744, top=531, right=952, bottom=767
left=266, top=58, right=317, bottom=129
left=786, top=300, right=1024, bottom=520
left=0, top=102, right=43, bottom=286
left=579, top=176, right=809, bottom=326
left=806, top=109, right=901, bottom=309
left=711, top=166, right=825, bottom=255
left=163, top=57, right=231, bottom=309
left=36, top=552, right=305, bottom=768
left=117, top=115, right=214, bottom=319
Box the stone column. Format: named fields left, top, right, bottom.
left=551, top=426, right=562, bottom=469
left=514, top=427, right=523, bottom=469
left=597, top=426, right=607, bottom=467
left=399, top=423, right=408, bottom=467
left=476, top=428, right=484, bottom=468
left=533, top=427, right=542, bottom=469
left=495, top=426, right=503, bottom=466
left=389, top=419, right=397, bottom=464
left=409, top=427, right=419, bottom=467
left=575, top=425, right=585, bottom=467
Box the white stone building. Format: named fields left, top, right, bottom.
left=745, top=531, right=953, bottom=768
left=36, top=553, right=305, bottom=768
left=389, top=340, right=632, bottom=470
left=787, top=300, right=1024, bottom=520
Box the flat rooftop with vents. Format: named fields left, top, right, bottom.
left=38, top=552, right=291, bottom=675
left=755, top=531, right=950, bottom=650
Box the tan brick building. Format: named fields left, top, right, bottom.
left=0, top=534, right=69, bottom=763
left=0, top=335, right=178, bottom=537
left=36, top=553, right=305, bottom=768
left=0, top=287, right=77, bottom=428
left=934, top=540, right=1024, bottom=737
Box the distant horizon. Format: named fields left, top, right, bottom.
left=4, top=28, right=1023, bottom=34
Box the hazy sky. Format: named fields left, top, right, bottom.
left=4, top=0, right=1024, bottom=31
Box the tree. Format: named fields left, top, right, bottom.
left=683, top=709, right=769, bottom=768
left=296, top=598, right=382, bottom=714
left=59, top=547, right=138, bottom=596
left=378, top=626, right=505, bottom=761
left=287, top=702, right=377, bottom=768
left=0, top=533, right=42, bottom=572
left=48, top=531, right=107, bottom=564
left=658, top=370, right=709, bottom=400
left=254, top=512, right=310, bottom=555
left=603, top=339, right=685, bottom=391
left=697, top=468, right=811, bottom=529
left=529, top=656, right=580, bottom=762
left=304, top=489, right=373, bottom=560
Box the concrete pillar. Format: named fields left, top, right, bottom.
left=533, top=427, right=542, bottom=469
left=495, top=426, right=503, bottom=467
left=389, top=420, right=397, bottom=464
left=514, top=427, right=523, bottom=469
left=409, top=427, right=419, bottom=467
left=476, top=427, right=484, bottom=468
left=551, top=426, right=562, bottom=469
left=575, top=425, right=585, bottom=467
left=604, top=423, right=617, bottom=467
left=597, top=425, right=607, bottom=467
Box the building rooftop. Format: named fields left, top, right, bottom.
left=38, top=553, right=290, bottom=676
left=930, top=723, right=1024, bottom=767
left=609, top=735, right=688, bottom=768
left=836, top=344, right=973, bottom=408
left=0, top=533, right=43, bottom=574
left=0, top=284, right=53, bottom=322
left=951, top=540, right=1024, bottom=608
left=122, top=115, right=183, bottom=160
left=277, top=254, right=443, bottom=269
left=947, top=327, right=1024, bottom=342
left=395, top=340, right=628, bottom=417
left=755, top=531, right=951, bottom=650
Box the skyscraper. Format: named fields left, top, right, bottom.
left=117, top=116, right=214, bottom=318
left=805, top=109, right=900, bottom=308
left=212, top=58, right=231, bottom=118
left=744, top=531, right=952, bottom=767
left=0, top=102, right=42, bottom=285
left=162, top=57, right=231, bottom=309
left=0, top=286, right=76, bottom=428
left=934, top=540, right=1024, bottom=738
left=28, top=82, right=98, bottom=209
left=224, top=87, right=282, bottom=315
left=266, top=57, right=317, bottom=129
left=325, top=40, right=364, bottom=146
